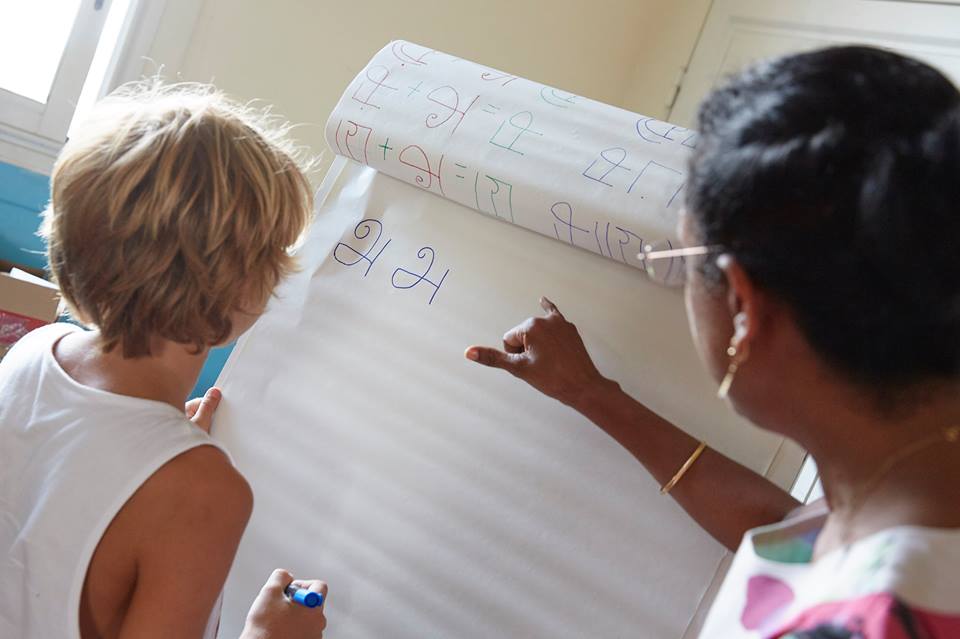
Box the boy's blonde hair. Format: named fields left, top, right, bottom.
left=41, top=81, right=313, bottom=357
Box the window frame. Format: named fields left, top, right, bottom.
left=0, top=0, right=199, bottom=175
left=0, top=1, right=110, bottom=173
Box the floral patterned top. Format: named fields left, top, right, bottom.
left=699, top=506, right=960, bottom=638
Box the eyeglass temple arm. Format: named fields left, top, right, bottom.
left=637, top=245, right=720, bottom=262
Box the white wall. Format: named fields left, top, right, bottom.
left=143, top=0, right=711, bottom=178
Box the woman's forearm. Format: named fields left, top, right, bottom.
left=573, top=378, right=801, bottom=551
left=465, top=299, right=801, bottom=550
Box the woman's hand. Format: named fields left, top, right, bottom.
left=185, top=387, right=222, bottom=433
left=465, top=297, right=613, bottom=409
left=241, top=569, right=328, bottom=639
left=468, top=299, right=802, bottom=552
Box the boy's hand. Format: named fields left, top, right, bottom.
left=241, top=569, right=328, bottom=639
left=185, top=387, right=222, bottom=433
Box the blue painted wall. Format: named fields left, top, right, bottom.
left=0, top=162, right=49, bottom=270
left=191, top=343, right=236, bottom=399
left=0, top=160, right=232, bottom=399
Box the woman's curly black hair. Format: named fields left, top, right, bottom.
left=688, top=46, right=960, bottom=390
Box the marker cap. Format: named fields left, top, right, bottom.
left=286, top=584, right=323, bottom=608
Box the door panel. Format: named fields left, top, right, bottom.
left=671, top=0, right=960, bottom=127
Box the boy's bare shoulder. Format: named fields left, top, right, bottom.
left=108, top=444, right=253, bottom=567
left=131, top=446, right=253, bottom=622
left=124, top=447, right=253, bottom=630
left=83, top=445, right=253, bottom=636
left=137, top=444, right=254, bottom=533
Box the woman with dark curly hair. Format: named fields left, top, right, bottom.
left=467, top=46, right=960, bottom=638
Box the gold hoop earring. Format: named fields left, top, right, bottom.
left=717, top=341, right=747, bottom=399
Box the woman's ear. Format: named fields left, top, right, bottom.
left=717, top=254, right=761, bottom=352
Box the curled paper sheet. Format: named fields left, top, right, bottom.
left=325, top=40, right=697, bottom=275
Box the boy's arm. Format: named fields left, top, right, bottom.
left=117, top=445, right=253, bottom=639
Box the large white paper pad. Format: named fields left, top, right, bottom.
left=212, top=42, right=803, bottom=639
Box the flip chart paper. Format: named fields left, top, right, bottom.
left=213, top=160, right=789, bottom=639
left=212, top=42, right=799, bottom=638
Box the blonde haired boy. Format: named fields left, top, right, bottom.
left=0, top=83, right=328, bottom=639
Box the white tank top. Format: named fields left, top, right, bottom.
left=0, top=323, right=229, bottom=639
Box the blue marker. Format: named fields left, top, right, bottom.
left=284, top=583, right=324, bottom=608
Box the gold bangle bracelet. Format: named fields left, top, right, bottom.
left=660, top=441, right=707, bottom=495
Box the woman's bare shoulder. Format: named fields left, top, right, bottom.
left=784, top=497, right=828, bottom=523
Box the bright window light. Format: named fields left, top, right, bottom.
left=69, top=0, right=132, bottom=136
left=0, top=0, right=82, bottom=103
